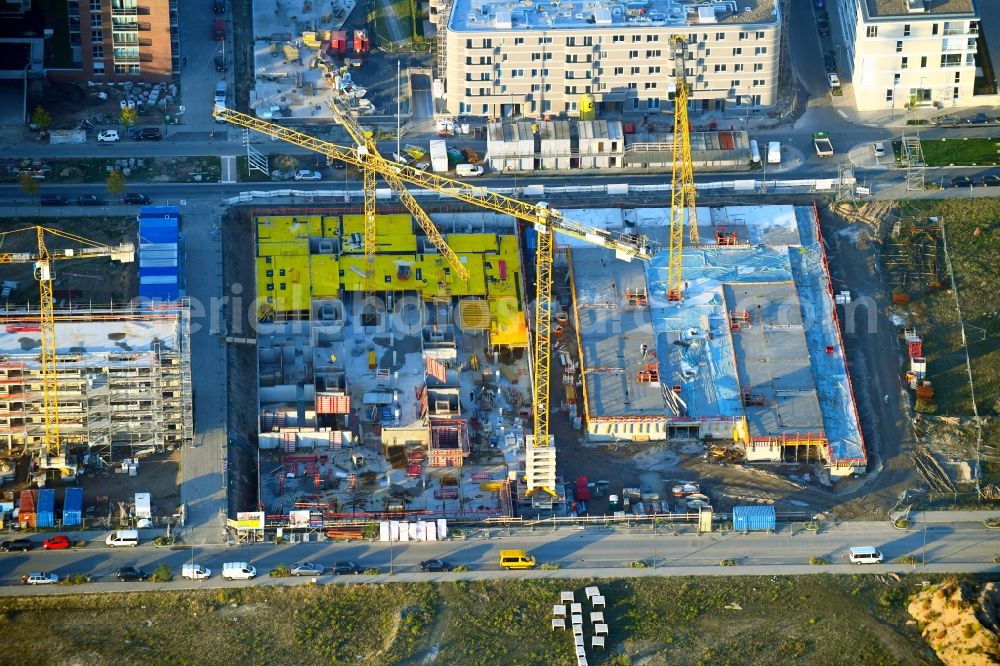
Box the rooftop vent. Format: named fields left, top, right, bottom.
left=906, top=0, right=925, bottom=13
left=494, top=8, right=512, bottom=27
left=697, top=6, right=716, bottom=23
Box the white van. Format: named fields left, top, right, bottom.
left=105, top=529, right=139, bottom=548
left=214, top=80, right=226, bottom=104
left=182, top=563, right=212, bottom=580
left=766, top=141, right=781, bottom=165
left=456, top=164, right=484, bottom=177
left=222, top=562, right=257, bottom=580
left=849, top=546, right=884, bottom=564
left=749, top=139, right=761, bottom=164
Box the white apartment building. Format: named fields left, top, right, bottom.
left=838, top=0, right=987, bottom=112
left=439, top=0, right=782, bottom=119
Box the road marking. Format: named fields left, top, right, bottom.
left=221, top=155, right=236, bottom=184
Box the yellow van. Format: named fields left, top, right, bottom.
left=499, top=549, right=536, bottom=570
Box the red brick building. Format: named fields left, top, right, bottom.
left=66, top=0, right=177, bottom=82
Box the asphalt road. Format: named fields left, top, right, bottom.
left=1, top=520, right=996, bottom=596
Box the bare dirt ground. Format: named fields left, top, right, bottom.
left=0, top=216, right=138, bottom=307
left=73, top=448, right=182, bottom=520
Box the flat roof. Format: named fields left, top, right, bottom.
left=723, top=283, right=824, bottom=438
left=449, top=0, right=777, bottom=32
left=570, top=247, right=663, bottom=418
left=0, top=315, right=181, bottom=357
left=865, top=0, right=975, bottom=19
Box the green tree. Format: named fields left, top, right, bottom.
left=120, top=106, right=138, bottom=130
left=106, top=169, right=126, bottom=199
left=30, top=105, right=51, bottom=131
left=19, top=172, right=39, bottom=201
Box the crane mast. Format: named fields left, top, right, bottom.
left=668, top=35, right=699, bottom=302
left=213, top=106, right=654, bottom=500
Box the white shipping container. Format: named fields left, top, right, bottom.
left=437, top=518, right=448, bottom=539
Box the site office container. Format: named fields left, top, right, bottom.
left=63, top=487, right=83, bottom=526
left=18, top=489, right=37, bottom=528
left=732, top=505, right=776, bottom=532
left=36, top=488, right=55, bottom=528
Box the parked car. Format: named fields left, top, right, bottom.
left=42, top=535, right=71, bottom=550
left=290, top=562, right=325, bottom=576
left=77, top=194, right=105, bottom=206
left=40, top=195, right=69, bottom=207
left=418, top=559, right=453, bottom=573
left=22, top=572, right=58, bottom=585
left=181, top=563, right=212, bottom=580
left=413, top=161, right=430, bottom=172
left=827, top=73, right=840, bottom=88
left=951, top=176, right=973, bottom=188
left=980, top=174, right=1000, bottom=187
left=933, top=116, right=960, bottom=126
left=97, top=129, right=120, bottom=142
left=332, top=561, right=362, bottom=575
left=391, top=152, right=413, bottom=166
left=817, top=19, right=830, bottom=35
left=213, top=0, right=224, bottom=12
left=132, top=127, right=162, bottom=141
left=123, top=192, right=151, bottom=205
left=116, top=566, right=148, bottom=582
left=871, top=142, right=886, bottom=158
left=330, top=159, right=346, bottom=169
left=967, top=112, right=992, bottom=124
left=214, top=54, right=227, bottom=72
left=1, top=539, right=33, bottom=552
left=824, top=51, right=836, bottom=72
left=293, top=169, right=321, bottom=181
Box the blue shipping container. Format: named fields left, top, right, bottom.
left=139, top=205, right=180, bottom=220
left=63, top=487, right=83, bottom=527
left=732, top=505, right=776, bottom=532
left=36, top=488, right=56, bottom=528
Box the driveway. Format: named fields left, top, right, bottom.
left=177, top=0, right=228, bottom=134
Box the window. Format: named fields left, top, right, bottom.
left=756, top=31, right=765, bottom=39
left=648, top=66, right=660, bottom=74
left=613, top=35, right=624, bottom=43
left=644, top=82, right=655, bottom=89
left=731, top=79, right=741, bottom=87
left=646, top=49, right=660, bottom=58
left=752, top=79, right=765, bottom=87
left=646, top=34, right=658, bottom=42
left=566, top=37, right=575, bottom=46
left=614, top=66, right=623, bottom=75
left=632, top=34, right=641, bottom=42
left=940, top=53, right=962, bottom=67
left=953, top=86, right=959, bottom=99
left=279, top=268, right=286, bottom=277
left=265, top=256, right=272, bottom=264
left=482, top=104, right=488, bottom=113
left=732, top=47, right=742, bottom=56
left=734, top=63, right=744, bottom=72
left=92, top=29, right=103, bottom=42
left=714, top=64, right=727, bottom=72
left=753, top=63, right=764, bottom=71
left=901, top=56, right=908, bottom=69
left=465, top=87, right=472, bottom=96
left=92, top=44, right=103, bottom=58
left=931, top=23, right=938, bottom=35
left=970, top=20, right=979, bottom=35
left=704, top=48, right=711, bottom=56
left=565, top=86, right=578, bottom=94
left=627, top=82, right=637, bottom=89
left=955, top=71, right=961, bottom=83
left=903, top=24, right=911, bottom=37
left=584, top=36, right=593, bottom=46
left=532, top=53, right=540, bottom=61
left=542, top=100, right=551, bottom=112
left=90, top=14, right=102, bottom=27
left=92, top=59, right=104, bottom=73
left=866, top=25, right=878, bottom=38
left=538, top=36, right=551, bottom=44
left=715, top=32, right=725, bottom=40
left=279, top=283, right=286, bottom=291
left=738, top=31, right=748, bottom=40
left=466, top=39, right=472, bottom=48
left=89, top=0, right=100, bottom=9
left=514, top=37, right=524, bottom=45
left=511, top=69, right=523, bottom=77
left=630, top=66, right=639, bottom=74
left=894, top=73, right=900, bottom=83
left=754, top=46, right=767, bottom=55
left=920, top=55, right=927, bottom=67
left=896, top=40, right=903, bottom=53
left=628, top=50, right=638, bottom=58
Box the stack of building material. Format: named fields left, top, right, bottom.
left=138, top=206, right=180, bottom=302
left=17, top=489, right=37, bottom=528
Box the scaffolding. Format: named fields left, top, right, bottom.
left=0, top=304, right=193, bottom=461
left=900, top=133, right=926, bottom=191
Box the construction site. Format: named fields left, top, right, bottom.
left=212, top=33, right=871, bottom=536
left=0, top=216, right=191, bottom=529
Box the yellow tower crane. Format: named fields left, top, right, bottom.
left=0, top=226, right=134, bottom=472
left=667, top=35, right=700, bottom=302
left=213, top=106, right=654, bottom=499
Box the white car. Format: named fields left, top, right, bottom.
left=23, top=572, right=59, bottom=585
left=413, top=162, right=430, bottom=172
left=97, top=130, right=120, bottom=142
left=871, top=142, right=886, bottom=158
left=293, top=169, right=321, bottom=181
left=827, top=73, right=841, bottom=88
left=392, top=152, right=413, bottom=166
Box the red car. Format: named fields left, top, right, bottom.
left=42, top=535, right=71, bottom=550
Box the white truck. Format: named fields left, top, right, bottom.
left=222, top=562, right=257, bottom=580
left=429, top=139, right=448, bottom=173
left=766, top=141, right=781, bottom=165
left=812, top=132, right=834, bottom=157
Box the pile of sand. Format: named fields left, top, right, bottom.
left=908, top=579, right=1000, bottom=665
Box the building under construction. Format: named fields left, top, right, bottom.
left=565, top=204, right=867, bottom=479
left=0, top=304, right=193, bottom=463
